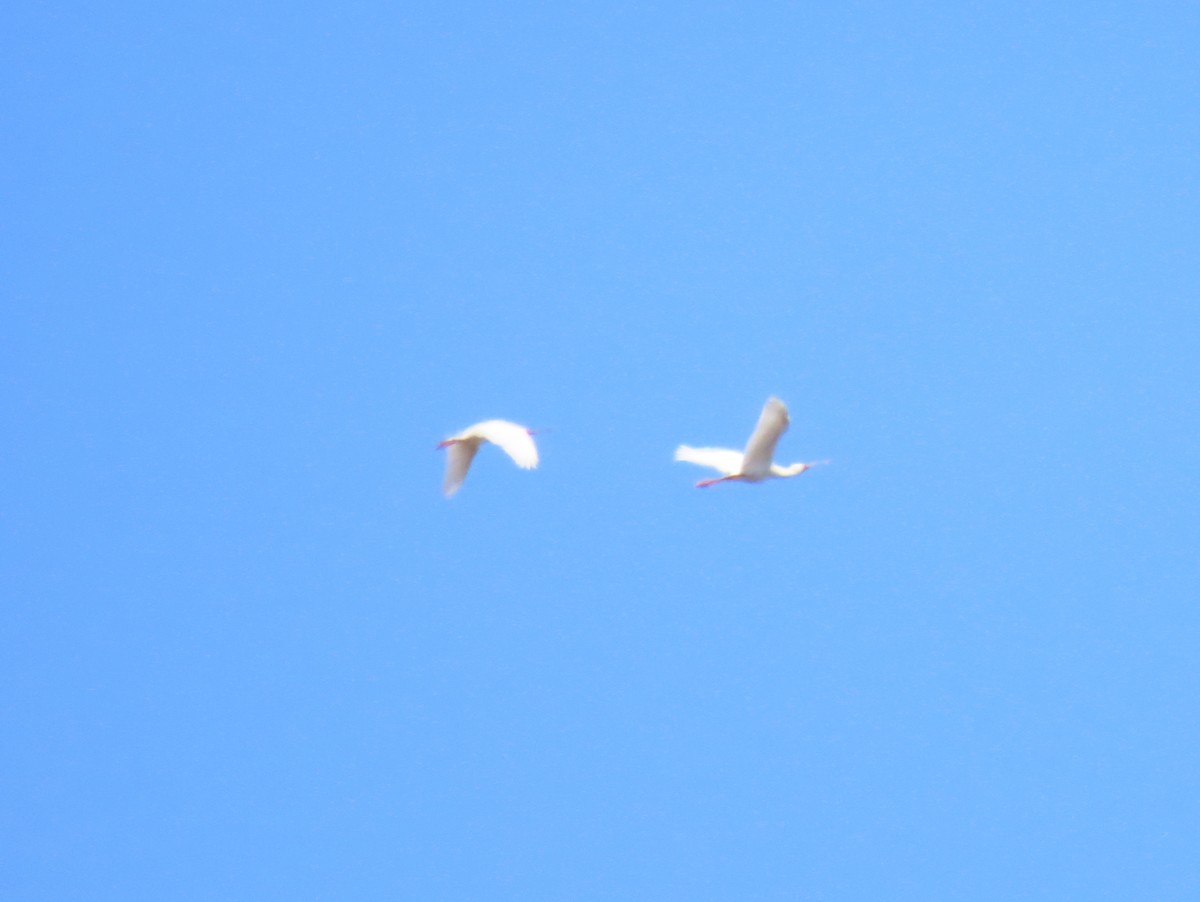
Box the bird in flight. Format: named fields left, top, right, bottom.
left=437, top=419, right=539, bottom=497
left=675, top=397, right=826, bottom=488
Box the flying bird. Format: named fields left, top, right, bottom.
left=437, top=419, right=539, bottom=497
left=675, top=397, right=825, bottom=488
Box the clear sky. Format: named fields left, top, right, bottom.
left=5, top=2, right=1199, bottom=898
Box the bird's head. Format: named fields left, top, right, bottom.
left=783, top=459, right=830, bottom=477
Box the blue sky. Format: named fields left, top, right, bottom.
left=4, top=2, right=1199, bottom=898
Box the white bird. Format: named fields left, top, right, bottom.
left=437, top=419, right=539, bottom=497
left=675, top=397, right=825, bottom=488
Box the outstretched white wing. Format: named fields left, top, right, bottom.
left=674, top=445, right=744, bottom=476
left=740, top=397, right=789, bottom=479
left=469, top=420, right=539, bottom=470
left=443, top=441, right=480, bottom=497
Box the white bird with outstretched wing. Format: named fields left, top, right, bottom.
left=437, top=419, right=539, bottom=497
left=675, top=397, right=825, bottom=488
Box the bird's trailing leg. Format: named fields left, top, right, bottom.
left=695, top=475, right=742, bottom=488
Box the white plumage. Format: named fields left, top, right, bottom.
left=437, top=419, right=539, bottom=497
left=675, top=397, right=824, bottom=488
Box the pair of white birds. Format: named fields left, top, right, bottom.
left=438, top=396, right=825, bottom=497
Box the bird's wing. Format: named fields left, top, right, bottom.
left=674, top=446, right=744, bottom=475
left=740, top=397, right=790, bottom=479
left=470, top=420, right=538, bottom=469
left=443, top=441, right=480, bottom=497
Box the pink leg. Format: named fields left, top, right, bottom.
left=696, top=475, right=738, bottom=488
